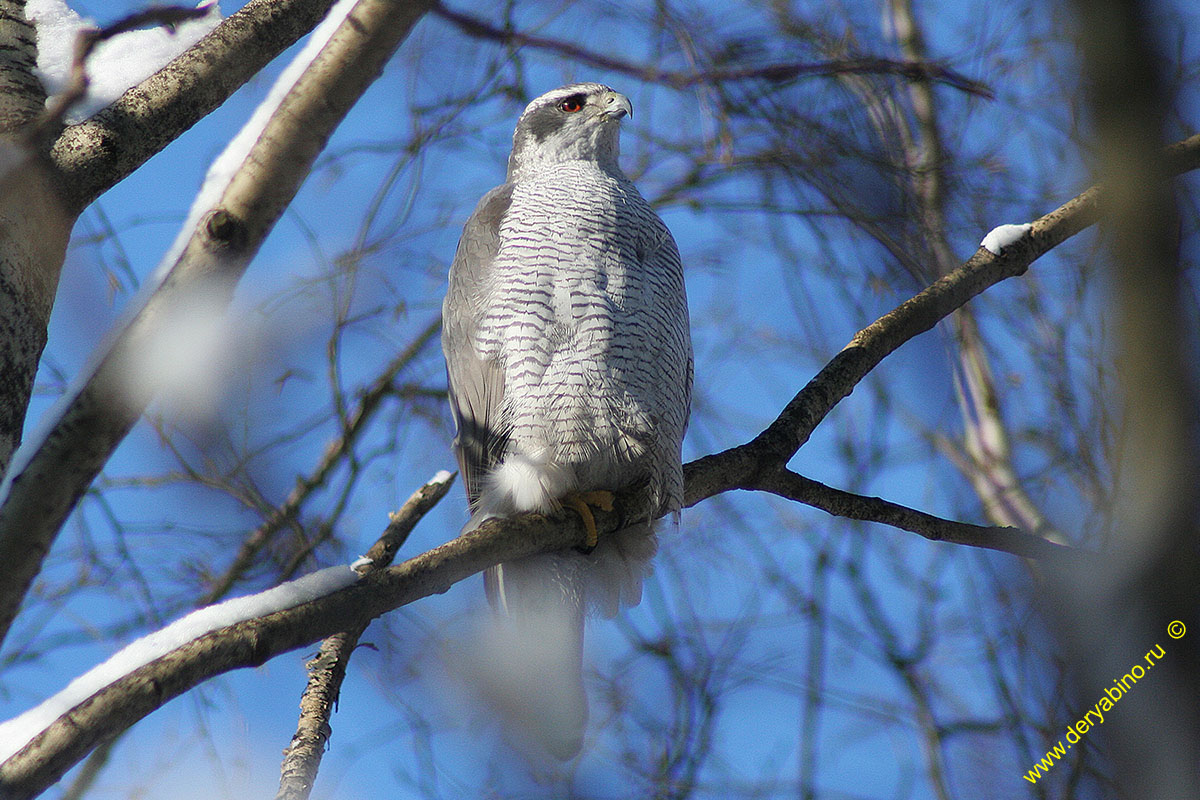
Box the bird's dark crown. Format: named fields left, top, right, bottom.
left=507, top=83, right=631, bottom=182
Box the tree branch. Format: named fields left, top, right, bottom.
left=0, top=0, right=433, bottom=651
left=0, top=0, right=47, bottom=134
left=27, top=5, right=213, bottom=147
left=749, top=468, right=1079, bottom=561
left=200, top=317, right=442, bottom=605
left=868, top=0, right=1065, bottom=545
left=48, top=0, right=340, bottom=212
left=0, top=1, right=73, bottom=474
left=682, top=131, right=1200, bottom=510
left=275, top=471, right=453, bottom=800
left=431, top=2, right=993, bottom=99
left=0, top=492, right=586, bottom=799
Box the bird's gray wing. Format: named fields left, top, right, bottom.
left=631, top=218, right=693, bottom=516
left=442, top=183, right=514, bottom=510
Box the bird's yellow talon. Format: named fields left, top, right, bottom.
left=577, top=490, right=614, bottom=512
left=563, top=490, right=615, bottom=549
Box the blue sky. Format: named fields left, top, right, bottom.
left=7, top=0, right=1193, bottom=797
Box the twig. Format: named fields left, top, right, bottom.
left=275, top=472, right=454, bottom=800
left=432, top=2, right=993, bottom=99
left=750, top=468, right=1081, bottom=562
left=200, top=318, right=441, bottom=605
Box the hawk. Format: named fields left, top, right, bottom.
left=442, top=83, right=692, bottom=758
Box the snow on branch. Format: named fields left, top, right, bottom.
left=0, top=564, right=363, bottom=763
left=27, top=0, right=221, bottom=127
left=0, top=480, right=560, bottom=798
left=682, top=134, right=1200, bottom=547
left=980, top=222, right=1032, bottom=255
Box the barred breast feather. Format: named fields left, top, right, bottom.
left=471, top=162, right=690, bottom=519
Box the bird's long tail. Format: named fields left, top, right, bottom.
left=482, top=520, right=657, bottom=758
left=484, top=554, right=588, bottom=759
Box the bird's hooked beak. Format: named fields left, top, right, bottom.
left=600, top=91, right=633, bottom=120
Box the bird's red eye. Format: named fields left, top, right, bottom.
left=559, top=97, right=585, bottom=113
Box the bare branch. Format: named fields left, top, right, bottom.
left=885, top=0, right=1064, bottom=544
left=431, top=2, right=993, bottom=99
left=276, top=631, right=361, bottom=800
left=751, top=468, right=1080, bottom=562
left=683, top=131, right=1200, bottom=511
left=275, top=472, right=453, bottom=800
left=200, top=318, right=442, bottom=605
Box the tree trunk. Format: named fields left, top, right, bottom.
left=0, top=0, right=74, bottom=472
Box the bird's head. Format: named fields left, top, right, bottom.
left=507, top=83, right=633, bottom=182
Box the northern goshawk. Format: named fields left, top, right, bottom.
left=442, top=82, right=692, bottom=758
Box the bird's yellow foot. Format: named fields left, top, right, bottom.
left=563, top=490, right=615, bottom=550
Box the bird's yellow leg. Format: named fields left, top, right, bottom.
left=563, top=490, right=616, bottom=549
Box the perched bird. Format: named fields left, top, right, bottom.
left=442, top=83, right=692, bottom=758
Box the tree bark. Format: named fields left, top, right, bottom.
left=0, top=0, right=72, bottom=472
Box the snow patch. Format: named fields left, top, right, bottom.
left=980, top=223, right=1032, bottom=255
left=27, top=0, right=222, bottom=122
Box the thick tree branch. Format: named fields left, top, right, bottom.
left=0, top=0, right=433, bottom=650
left=275, top=472, right=453, bottom=800
left=0, top=495, right=588, bottom=799
left=0, top=0, right=45, bottom=134
left=0, top=448, right=1076, bottom=796
left=48, top=0, right=341, bottom=212
left=28, top=6, right=212, bottom=147
left=0, top=0, right=72, bottom=474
